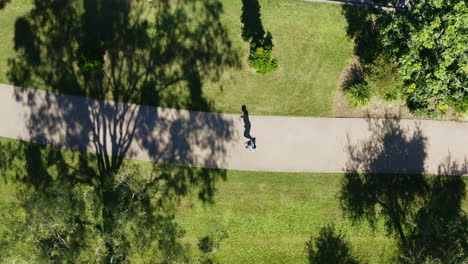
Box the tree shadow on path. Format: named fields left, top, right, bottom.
left=4, top=0, right=240, bottom=262
left=340, top=114, right=468, bottom=263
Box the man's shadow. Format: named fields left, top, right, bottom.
left=241, top=105, right=257, bottom=149
left=241, top=105, right=253, bottom=139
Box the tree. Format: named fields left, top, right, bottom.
left=381, top=0, right=468, bottom=115
left=306, top=225, right=360, bottom=264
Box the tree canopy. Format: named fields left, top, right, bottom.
left=381, top=0, right=468, bottom=115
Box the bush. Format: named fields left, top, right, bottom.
left=341, top=60, right=372, bottom=107
left=407, top=99, right=438, bottom=118
left=248, top=46, right=278, bottom=75
left=365, top=55, right=402, bottom=103
left=345, top=82, right=372, bottom=107
left=382, top=88, right=400, bottom=103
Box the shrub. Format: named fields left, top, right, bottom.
left=248, top=46, right=278, bottom=75
left=382, top=88, right=400, bottom=103
left=407, top=99, right=438, bottom=118
left=345, top=82, right=372, bottom=107
left=306, top=225, right=360, bottom=264
left=341, top=60, right=372, bottom=107
left=365, top=55, right=402, bottom=103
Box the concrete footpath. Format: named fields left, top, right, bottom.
left=1, top=84, right=467, bottom=175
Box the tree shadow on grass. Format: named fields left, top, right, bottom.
left=401, top=155, right=468, bottom=263
left=340, top=114, right=468, bottom=263
left=9, top=0, right=240, bottom=111
left=3, top=0, right=240, bottom=262
left=0, top=0, right=10, bottom=9
left=240, top=0, right=276, bottom=74
left=341, top=5, right=385, bottom=65
left=306, top=225, right=361, bottom=264
left=241, top=0, right=265, bottom=47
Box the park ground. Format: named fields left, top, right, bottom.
left=1, top=0, right=467, bottom=263
left=1, top=136, right=467, bottom=263
left=0, top=0, right=354, bottom=117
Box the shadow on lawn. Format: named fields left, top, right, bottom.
left=341, top=5, right=384, bottom=65
left=241, top=0, right=267, bottom=47
left=340, top=114, right=468, bottom=263
left=240, top=0, right=274, bottom=60
left=306, top=224, right=360, bottom=264
left=0, top=0, right=10, bottom=9
left=3, top=0, right=240, bottom=262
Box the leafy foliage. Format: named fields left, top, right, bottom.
left=248, top=46, right=278, bottom=76
left=240, top=0, right=278, bottom=75
left=76, top=46, right=104, bottom=73
left=345, top=82, right=372, bottom=107
left=365, top=54, right=402, bottom=103
left=341, top=60, right=372, bottom=107
left=381, top=0, right=468, bottom=114
left=197, top=224, right=228, bottom=263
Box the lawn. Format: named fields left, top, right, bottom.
left=0, top=0, right=354, bottom=117
left=175, top=171, right=398, bottom=263
left=0, top=136, right=397, bottom=263
left=1, top=136, right=467, bottom=262
left=0, top=0, right=33, bottom=83
left=201, top=0, right=354, bottom=116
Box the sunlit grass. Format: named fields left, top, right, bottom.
left=0, top=0, right=353, bottom=117
left=0, top=0, right=34, bottom=83
left=176, top=171, right=398, bottom=263
left=1, top=136, right=468, bottom=262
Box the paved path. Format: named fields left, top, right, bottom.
left=1, top=84, right=467, bottom=175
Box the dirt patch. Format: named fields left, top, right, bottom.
left=334, top=59, right=467, bottom=121
left=333, top=88, right=417, bottom=119
left=333, top=58, right=414, bottom=119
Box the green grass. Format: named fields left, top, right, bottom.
left=0, top=0, right=34, bottom=83
left=0, top=136, right=396, bottom=263
left=201, top=0, right=354, bottom=116
left=0, top=0, right=354, bottom=117
left=176, top=171, right=398, bottom=263
left=1, top=136, right=468, bottom=263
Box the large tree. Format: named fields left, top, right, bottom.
left=381, top=0, right=467, bottom=115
